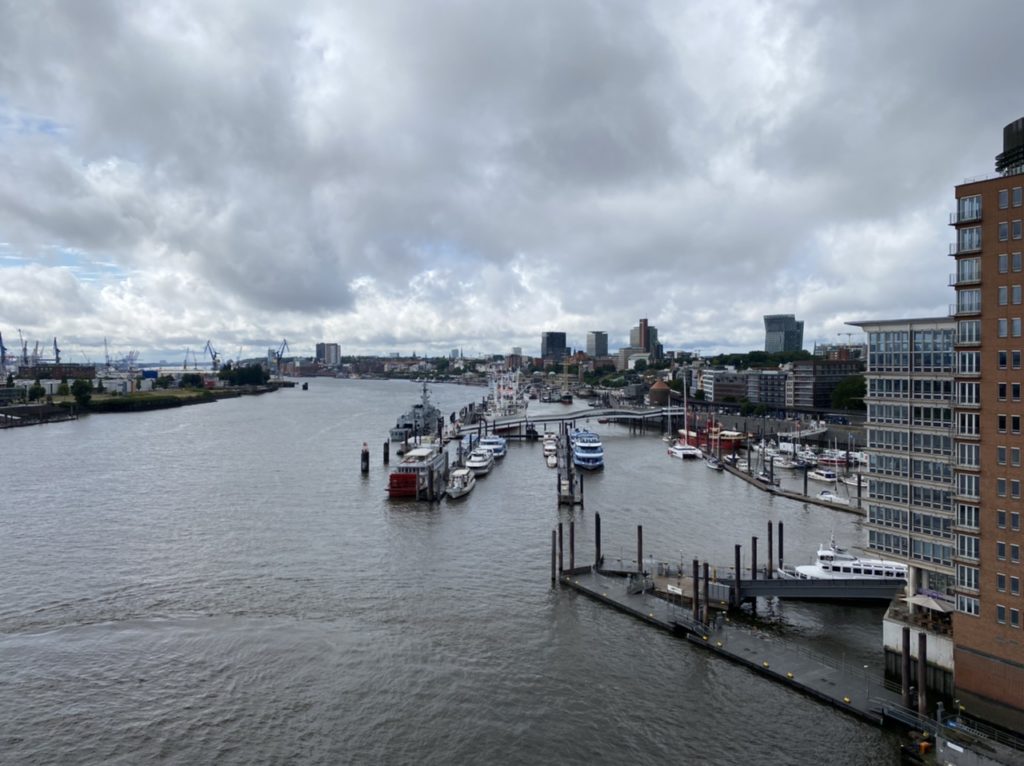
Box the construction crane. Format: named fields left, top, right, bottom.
left=104, top=338, right=112, bottom=371
left=204, top=340, right=220, bottom=371
left=18, top=329, right=28, bottom=365
left=183, top=347, right=192, bottom=370
left=275, top=339, right=289, bottom=379
left=0, top=332, right=6, bottom=375
left=53, top=337, right=60, bottom=365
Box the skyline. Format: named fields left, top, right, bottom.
left=2, top=1, right=1023, bottom=362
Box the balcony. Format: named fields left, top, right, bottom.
left=949, top=241, right=982, bottom=256
left=949, top=210, right=982, bottom=225
left=954, top=334, right=981, bottom=347
left=950, top=303, right=981, bottom=317
left=949, top=272, right=981, bottom=287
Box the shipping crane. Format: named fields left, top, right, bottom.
left=18, top=329, right=28, bottom=365
left=0, top=332, right=7, bottom=375
left=204, top=340, right=220, bottom=371
left=275, top=339, right=289, bottom=379
left=53, top=337, right=60, bottom=365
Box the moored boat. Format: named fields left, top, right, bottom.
left=570, top=429, right=604, bottom=470
left=446, top=467, right=476, bottom=499
left=388, top=441, right=449, bottom=499
left=390, top=382, right=444, bottom=454
left=807, top=468, right=839, bottom=483
left=479, top=434, right=507, bottom=458
left=816, top=489, right=849, bottom=505
left=465, top=448, right=495, bottom=476
left=705, top=456, right=724, bottom=471
left=778, top=537, right=907, bottom=581
left=667, top=441, right=702, bottom=459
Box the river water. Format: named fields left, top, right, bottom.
left=0, top=379, right=900, bottom=764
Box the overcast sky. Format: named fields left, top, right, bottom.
left=1, top=1, right=1022, bottom=364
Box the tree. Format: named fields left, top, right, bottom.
left=832, top=374, right=866, bottom=410
left=5, top=373, right=14, bottom=387
left=71, top=379, right=93, bottom=407
left=28, top=379, right=45, bottom=401
left=180, top=373, right=204, bottom=389
left=155, top=374, right=175, bottom=389
left=57, top=381, right=70, bottom=396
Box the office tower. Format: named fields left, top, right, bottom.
left=764, top=314, right=804, bottom=353
left=540, top=332, right=567, bottom=363
left=586, top=331, right=608, bottom=358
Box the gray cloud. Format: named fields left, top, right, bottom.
left=0, top=0, right=1021, bottom=361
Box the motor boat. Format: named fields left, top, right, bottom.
left=570, top=429, right=604, bottom=470
left=465, top=448, right=495, bottom=476
left=478, top=435, right=507, bottom=458
left=777, top=536, right=907, bottom=581
left=446, top=467, right=476, bottom=499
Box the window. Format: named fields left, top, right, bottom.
left=1015, top=252, right=1024, bottom=272
left=998, top=604, right=1007, bottom=624
left=1013, top=480, right=1021, bottom=499
left=958, top=412, right=980, bottom=436
left=999, top=509, right=1008, bottom=528
left=959, top=565, right=979, bottom=590
left=957, top=504, right=979, bottom=529
left=1012, top=512, right=1021, bottom=531
left=958, top=256, right=980, bottom=282
left=1013, top=576, right=1021, bottom=596
left=999, top=350, right=1008, bottom=369
left=998, top=573, right=1007, bottom=592
left=1000, top=222, right=1010, bottom=241
left=1015, top=187, right=1023, bottom=207
left=999, top=318, right=1008, bottom=337
left=1014, top=350, right=1022, bottom=369
left=960, top=351, right=981, bottom=374
left=1014, top=415, right=1021, bottom=433
left=1015, top=318, right=1022, bottom=337
left=959, top=226, right=982, bottom=252
left=1015, top=285, right=1023, bottom=304
left=958, top=534, right=980, bottom=559
left=959, top=595, right=980, bottom=615
left=1012, top=544, right=1020, bottom=563
left=959, top=289, right=982, bottom=313
left=958, top=320, right=981, bottom=343
left=1001, top=189, right=1010, bottom=209
left=959, top=474, right=980, bottom=498
left=1013, top=447, right=1021, bottom=466
left=999, top=382, right=1008, bottom=400
left=1012, top=609, right=1021, bottom=629
left=1000, top=253, right=1009, bottom=273
left=959, top=194, right=982, bottom=220
left=998, top=541, right=1007, bottom=560
left=999, top=414, right=1008, bottom=432
left=998, top=477, right=1007, bottom=496
left=999, top=286, right=1009, bottom=305
left=1015, top=220, right=1023, bottom=240
left=998, top=446, right=1007, bottom=464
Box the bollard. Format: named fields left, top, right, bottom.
left=558, top=523, right=564, bottom=573
left=383, top=440, right=390, bottom=465
left=778, top=520, right=784, bottom=571
left=361, top=442, right=370, bottom=474
left=692, top=559, right=700, bottom=622
left=751, top=536, right=758, bottom=581
left=767, top=521, right=773, bottom=579
left=569, top=520, right=575, bottom=571
left=595, top=512, right=602, bottom=568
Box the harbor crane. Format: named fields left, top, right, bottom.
left=0, top=332, right=6, bottom=375
left=204, top=340, right=220, bottom=371
left=18, top=329, right=28, bottom=365
left=53, top=337, right=60, bottom=365
left=275, top=339, right=289, bottom=379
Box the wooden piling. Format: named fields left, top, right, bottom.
left=901, top=626, right=911, bottom=707
left=558, top=522, right=564, bottom=573
left=733, top=544, right=741, bottom=607
left=767, top=521, right=774, bottom=579
left=691, top=559, right=700, bottom=622
left=595, top=512, right=602, bottom=567
left=551, top=530, right=557, bottom=585
left=569, top=520, right=575, bottom=571
left=637, top=525, right=643, bottom=574
left=701, top=562, right=710, bottom=624
left=383, top=440, right=389, bottom=465
left=917, top=632, right=928, bottom=716
left=803, top=466, right=808, bottom=497
left=361, top=443, right=370, bottom=474
left=751, top=536, right=758, bottom=580
left=778, top=521, right=784, bottom=570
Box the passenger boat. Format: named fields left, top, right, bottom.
left=807, top=468, right=839, bottom=483
left=387, top=442, right=449, bottom=499
left=478, top=435, right=507, bottom=458
left=667, top=441, right=702, bottom=459
left=570, top=429, right=604, bottom=470
left=446, top=467, right=476, bottom=499
left=777, top=537, right=907, bottom=581
left=390, top=382, right=444, bottom=454
left=465, top=448, right=495, bottom=476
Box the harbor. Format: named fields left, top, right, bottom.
left=4, top=378, right=1017, bottom=764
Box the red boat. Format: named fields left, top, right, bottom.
left=387, top=443, right=448, bottom=500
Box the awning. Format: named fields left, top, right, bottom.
left=904, top=594, right=955, bottom=613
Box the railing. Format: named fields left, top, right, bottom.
left=949, top=272, right=981, bottom=286
left=949, top=242, right=982, bottom=256
left=949, top=210, right=982, bottom=225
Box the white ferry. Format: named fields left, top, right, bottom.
left=778, top=537, right=907, bottom=581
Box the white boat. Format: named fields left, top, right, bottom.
left=571, top=429, right=604, bottom=470
left=478, top=435, right=507, bottom=458
left=816, top=489, right=849, bottom=505
left=446, top=467, right=476, bottom=499
left=546, top=453, right=558, bottom=468
left=841, top=474, right=865, bottom=489
left=667, top=441, right=702, bottom=459
left=778, top=537, right=907, bottom=581
left=807, top=468, right=839, bottom=483
left=387, top=441, right=449, bottom=499
left=705, top=456, right=724, bottom=471
left=465, top=448, right=495, bottom=476
left=542, top=440, right=557, bottom=457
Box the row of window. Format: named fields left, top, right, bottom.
left=996, top=446, right=1023, bottom=466
left=998, top=187, right=1024, bottom=209
left=996, top=541, right=1022, bottom=562
left=997, top=221, right=1024, bottom=242
left=995, top=477, right=1022, bottom=498
left=996, top=573, right=1022, bottom=595
left=997, top=285, right=1024, bottom=305
left=997, top=350, right=1023, bottom=369
left=997, top=509, right=1023, bottom=530
left=867, top=378, right=953, bottom=400
left=997, top=414, right=1023, bottom=433
left=997, top=381, right=1022, bottom=400
left=865, top=431, right=952, bottom=457
left=998, top=252, right=1024, bottom=273
left=997, top=317, right=1024, bottom=337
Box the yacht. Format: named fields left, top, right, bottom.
left=778, top=537, right=907, bottom=581
left=465, top=448, right=495, bottom=476
left=570, top=430, right=605, bottom=470
left=446, top=467, right=476, bottom=499
left=667, top=441, right=702, bottom=459
left=807, top=467, right=839, bottom=483
left=816, top=489, right=849, bottom=505
left=478, top=435, right=507, bottom=458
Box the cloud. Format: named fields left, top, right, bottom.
left=0, top=0, right=1021, bottom=361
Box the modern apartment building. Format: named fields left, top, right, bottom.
left=851, top=317, right=957, bottom=694
left=949, top=117, right=1024, bottom=730
left=764, top=314, right=804, bottom=353
left=586, top=331, right=608, bottom=358
left=315, top=342, right=340, bottom=367
left=785, top=358, right=864, bottom=409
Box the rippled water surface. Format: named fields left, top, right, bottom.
left=0, top=380, right=900, bottom=764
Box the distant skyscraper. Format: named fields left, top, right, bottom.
left=540, top=332, right=567, bottom=362
left=315, top=342, right=340, bottom=366
left=586, top=331, right=608, bottom=358
left=763, top=314, right=804, bottom=353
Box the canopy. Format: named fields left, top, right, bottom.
left=905, top=594, right=955, bottom=613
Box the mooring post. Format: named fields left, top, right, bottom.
left=901, top=626, right=911, bottom=707
left=917, top=633, right=928, bottom=716
left=751, top=536, right=758, bottom=581
left=579, top=471, right=584, bottom=508
left=558, top=522, right=564, bottom=573
left=778, top=520, right=784, bottom=570
left=691, top=559, right=700, bottom=622
left=637, top=525, right=644, bottom=573
left=701, top=561, right=710, bottom=624
left=803, top=466, right=808, bottom=496
left=569, top=520, right=575, bottom=571
left=551, top=530, right=557, bottom=585
left=857, top=473, right=863, bottom=509
left=768, top=456, right=774, bottom=486
left=383, top=440, right=390, bottom=465
left=767, top=521, right=774, bottom=580
left=733, top=544, right=741, bottom=607
left=595, top=512, right=602, bottom=568
left=361, top=442, right=370, bottom=474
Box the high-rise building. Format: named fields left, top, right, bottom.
left=852, top=317, right=957, bottom=696
left=315, top=342, right=340, bottom=366
left=764, top=314, right=804, bottom=353
left=949, top=117, right=1024, bottom=730
left=586, top=331, right=608, bottom=358
left=540, top=332, right=567, bottom=363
